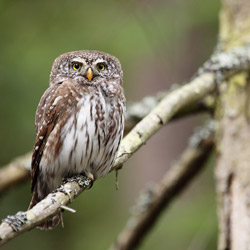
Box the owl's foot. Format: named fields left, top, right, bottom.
left=62, top=173, right=94, bottom=189
left=84, top=172, right=94, bottom=189
left=87, top=179, right=94, bottom=189
left=56, top=174, right=92, bottom=203
left=85, top=172, right=94, bottom=181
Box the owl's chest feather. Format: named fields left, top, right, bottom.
left=48, top=92, right=123, bottom=179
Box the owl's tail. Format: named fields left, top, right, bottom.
left=28, top=192, right=62, bottom=230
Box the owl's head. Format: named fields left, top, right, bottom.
left=50, top=50, right=123, bottom=86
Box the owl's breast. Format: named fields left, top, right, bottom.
left=46, top=90, right=124, bottom=179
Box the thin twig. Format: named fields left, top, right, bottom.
left=110, top=121, right=216, bottom=250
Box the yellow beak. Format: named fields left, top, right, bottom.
left=86, top=67, right=93, bottom=81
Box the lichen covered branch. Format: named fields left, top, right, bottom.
left=125, top=90, right=215, bottom=134
left=116, top=46, right=250, bottom=170
left=0, top=76, right=214, bottom=195
left=1, top=45, right=250, bottom=195
left=1, top=46, right=250, bottom=245
left=0, top=72, right=216, bottom=246
left=113, top=72, right=216, bottom=170
left=0, top=175, right=92, bottom=246
left=110, top=121, right=216, bottom=250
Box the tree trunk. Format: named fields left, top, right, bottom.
left=216, top=0, right=250, bottom=249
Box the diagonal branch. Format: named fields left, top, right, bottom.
left=0, top=175, right=92, bottom=245
left=110, top=121, right=216, bottom=250
left=1, top=46, right=250, bottom=245
left=116, top=45, right=250, bottom=170
left=125, top=90, right=215, bottom=134
left=112, top=72, right=215, bottom=170
left=0, top=78, right=214, bottom=195
left=0, top=72, right=216, bottom=246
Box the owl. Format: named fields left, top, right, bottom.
left=28, top=50, right=126, bottom=230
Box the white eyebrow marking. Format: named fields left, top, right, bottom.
left=93, top=58, right=106, bottom=65
left=72, top=57, right=86, bottom=64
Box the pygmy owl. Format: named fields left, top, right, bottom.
left=28, top=50, right=126, bottom=229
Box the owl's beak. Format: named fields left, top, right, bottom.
left=86, top=67, right=93, bottom=81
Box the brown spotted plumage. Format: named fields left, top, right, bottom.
left=29, top=50, right=125, bottom=230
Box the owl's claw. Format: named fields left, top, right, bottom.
left=62, top=173, right=94, bottom=190
left=84, top=172, right=94, bottom=189
left=85, top=172, right=94, bottom=181
left=87, top=179, right=94, bottom=189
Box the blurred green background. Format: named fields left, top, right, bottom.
left=0, top=0, right=219, bottom=249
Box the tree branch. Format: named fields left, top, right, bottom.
left=115, top=45, right=250, bottom=171
left=0, top=153, right=31, bottom=194
left=0, top=79, right=214, bottom=195
left=125, top=90, right=215, bottom=134
left=1, top=46, right=250, bottom=245
left=113, top=72, right=215, bottom=171
left=110, top=121, right=216, bottom=250
left=0, top=175, right=92, bottom=245
left=0, top=71, right=216, bottom=246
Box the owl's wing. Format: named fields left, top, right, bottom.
left=31, top=85, right=60, bottom=192
left=31, top=81, right=82, bottom=192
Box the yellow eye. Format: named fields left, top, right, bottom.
left=72, top=62, right=82, bottom=70
left=97, top=63, right=105, bottom=71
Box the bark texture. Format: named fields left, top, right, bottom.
left=216, top=0, right=250, bottom=249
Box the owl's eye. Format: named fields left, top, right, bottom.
left=72, top=62, right=83, bottom=70
left=97, top=63, right=105, bottom=71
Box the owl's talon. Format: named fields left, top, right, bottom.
left=87, top=180, right=94, bottom=189
left=85, top=172, right=94, bottom=181
left=83, top=172, right=94, bottom=189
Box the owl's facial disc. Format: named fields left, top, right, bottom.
left=71, top=58, right=98, bottom=82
